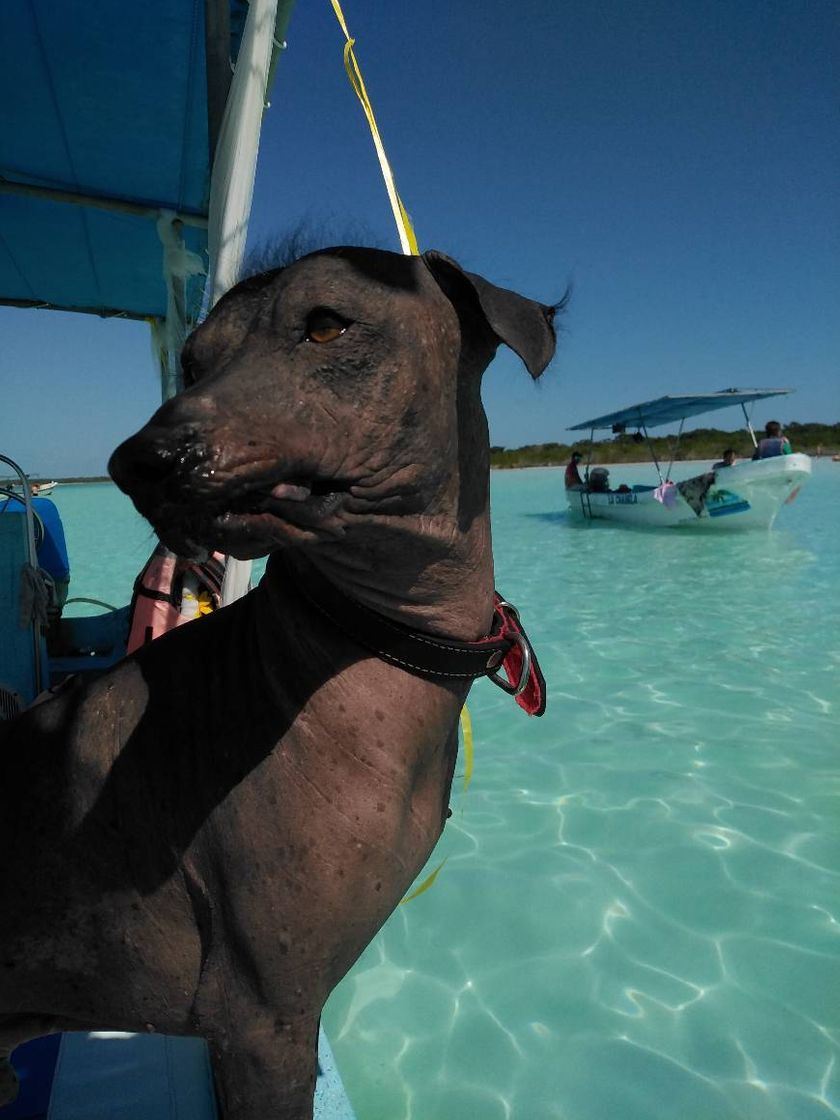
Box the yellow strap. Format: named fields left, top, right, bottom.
left=399, top=857, right=447, bottom=904
left=460, top=703, right=474, bottom=795
left=399, top=703, right=473, bottom=905
left=329, top=0, right=419, bottom=256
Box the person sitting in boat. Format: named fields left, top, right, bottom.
left=713, top=448, right=737, bottom=469
left=752, top=421, right=792, bottom=460
left=564, top=450, right=585, bottom=489
left=0, top=487, right=71, bottom=618
left=588, top=466, right=610, bottom=492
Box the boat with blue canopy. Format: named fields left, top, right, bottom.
left=0, top=1, right=355, bottom=1116
left=565, top=388, right=812, bottom=528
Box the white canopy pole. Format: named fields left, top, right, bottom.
left=207, top=0, right=279, bottom=308
left=204, top=0, right=279, bottom=604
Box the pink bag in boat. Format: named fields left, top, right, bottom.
left=126, top=543, right=226, bottom=654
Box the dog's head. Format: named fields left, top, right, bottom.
left=109, top=247, right=558, bottom=560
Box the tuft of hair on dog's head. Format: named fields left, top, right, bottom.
left=240, top=218, right=385, bottom=281
left=550, top=283, right=573, bottom=331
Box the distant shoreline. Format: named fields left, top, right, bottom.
left=488, top=422, right=838, bottom=471
left=54, top=476, right=112, bottom=485
left=0, top=476, right=112, bottom=486
left=492, top=461, right=654, bottom=470
left=5, top=447, right=839, bottom=486
left=492, top=453, right=837, bottom=471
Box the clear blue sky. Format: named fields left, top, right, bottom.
left=2, top=0, right=837, bottom=477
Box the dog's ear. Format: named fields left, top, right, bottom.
left=423, top=250, right=558, bottom=378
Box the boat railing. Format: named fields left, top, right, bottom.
left=574, top=487, right=593, bottom=520
left=0, top=455, right=40, bottom=568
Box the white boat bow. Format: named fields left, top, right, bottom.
left=566, top=452, right=811, bottom=528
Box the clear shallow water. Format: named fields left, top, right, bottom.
left=50, top=466, right=840, bottom=1119
left=47, top=483, right=159, bottom=611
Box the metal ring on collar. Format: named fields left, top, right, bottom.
left=488, top=630, right=532, bottom=698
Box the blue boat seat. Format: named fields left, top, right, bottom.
left=49, top=607, right=131, bottom=689
left=3, top=1030, right=355, bottom=1119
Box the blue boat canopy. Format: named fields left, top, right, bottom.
left=568, top=388, right=793, bottom=433
left=0, top=0, right=293, bottom=328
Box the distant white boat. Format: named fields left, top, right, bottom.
left=565, top=388, right=811, bottom=529
left=31, top=480, right=57, bottom=495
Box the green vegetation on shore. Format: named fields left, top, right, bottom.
left=490, top=422, right=840, bottom=468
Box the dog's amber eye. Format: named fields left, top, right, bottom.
left=305, top=308, right=349, bottom=344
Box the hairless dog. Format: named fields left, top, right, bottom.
left=0, top=247, right=558, bottom=1119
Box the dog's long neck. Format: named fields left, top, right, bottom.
left=284, top=497, right=495, bottom=643
left=279, top=392, right=496, bottom=643
left=327, top=522, right=492, bottom=641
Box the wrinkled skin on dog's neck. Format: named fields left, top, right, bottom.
left=112, top=250, right=505, bottom=639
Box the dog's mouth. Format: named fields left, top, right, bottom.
left=151, top=474, right=356, bottom=559
left=227, top=476, right=353, bottom=518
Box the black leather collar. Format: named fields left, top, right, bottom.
left=289, top=560, right=546, bottom=716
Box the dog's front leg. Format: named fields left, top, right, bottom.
left=0, top=1050, right=17, bottom=1109
left=204, top=1009, right=320, bottom=1120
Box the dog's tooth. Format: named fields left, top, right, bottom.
left=270, top=482, right=311, bottom=502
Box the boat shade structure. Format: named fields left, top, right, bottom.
left=0, top=0, right=294, bottom=387
left=1, top=0, right=295, bottom=602
left=569, top=389, right=793, bottom=433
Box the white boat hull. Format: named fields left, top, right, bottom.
left=566, top=454, right=811, bottom=529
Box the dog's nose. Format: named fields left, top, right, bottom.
left=108, top=429, right=181, bottom=494
left=109, top=393, right=216, bottom=496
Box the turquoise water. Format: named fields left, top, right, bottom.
left=50, top=464, right=840, bottom=1119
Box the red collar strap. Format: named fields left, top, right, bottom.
left=290, top=562, right=546, bottom=717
